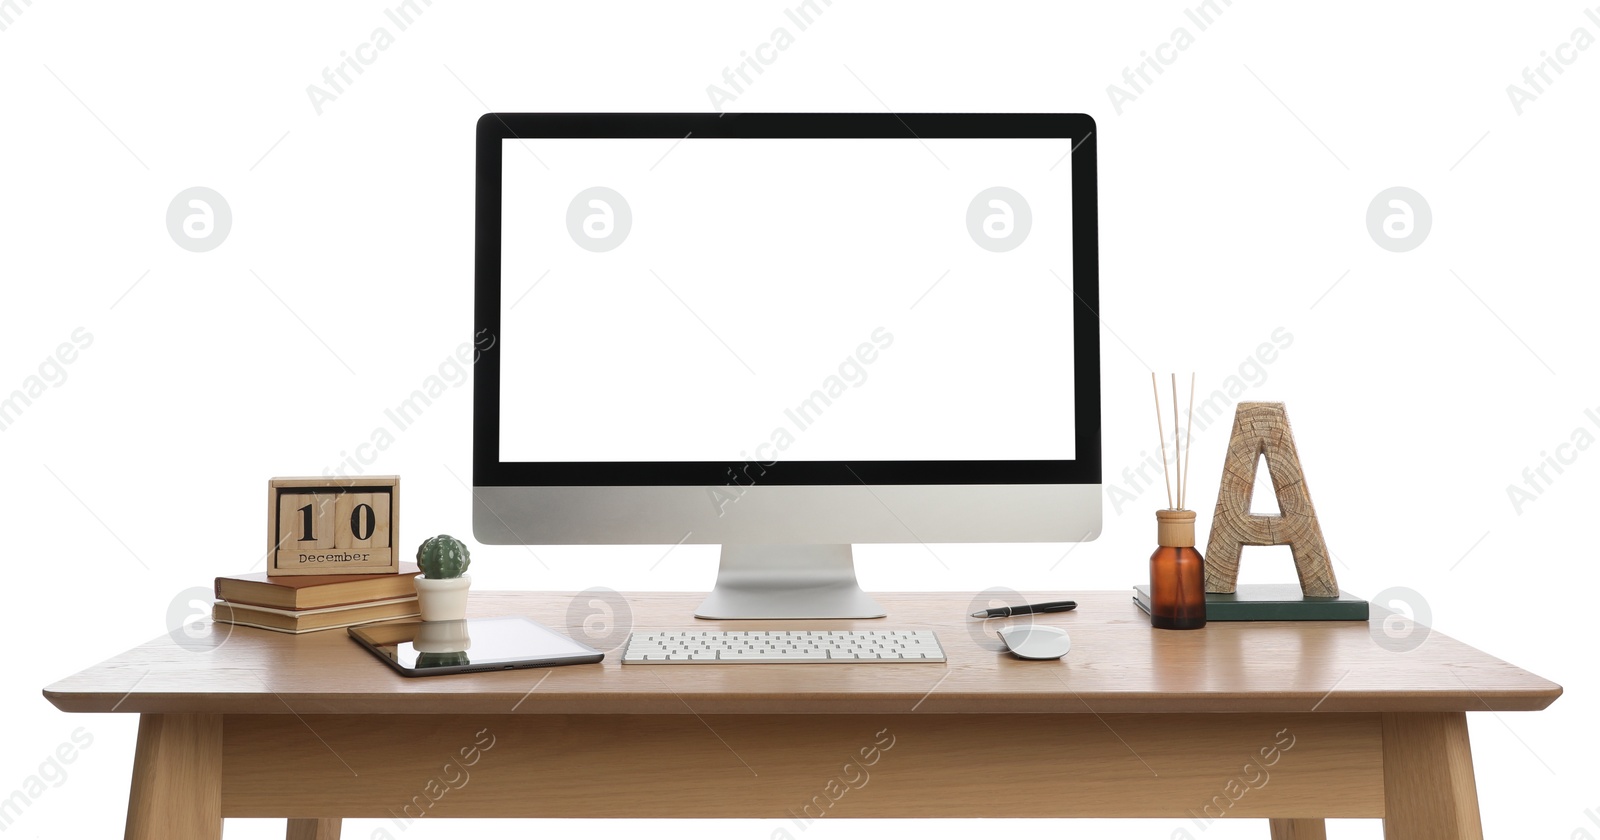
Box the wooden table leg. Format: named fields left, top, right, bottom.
left=124, top=713, right=223, bottom=840
left=1269, top=819, right=1327, bottom=839
left=1381, top=712, right=1484, bottom=840
left=287, top=818, right=342, bottom=839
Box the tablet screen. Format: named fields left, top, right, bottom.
left=351, top=617, right=603, bottom=676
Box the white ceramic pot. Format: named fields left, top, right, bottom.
left=414, top=574, right=471, bottom=622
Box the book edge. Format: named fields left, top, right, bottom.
left=214, top=595, right=419, bottom=618
left=213, top=614, right=420, bottom=634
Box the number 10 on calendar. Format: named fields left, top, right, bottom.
left=267, top=476, right=400, bottom=576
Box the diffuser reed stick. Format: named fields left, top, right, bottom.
left=1150, top=372, right=1173, bottom=510
left=1171, top=374, right=1181, bottom=509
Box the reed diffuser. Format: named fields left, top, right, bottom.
left=1147, top=373, right=1206, bottom=630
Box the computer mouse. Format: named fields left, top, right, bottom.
left=997, top=625, right=1072, bottom=660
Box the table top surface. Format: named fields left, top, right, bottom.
left=44, top=591, right=1561, bottom=716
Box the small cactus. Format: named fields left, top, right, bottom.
left=417, top=534, right=471, bottom=579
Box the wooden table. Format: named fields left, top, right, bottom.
left=44, top=592, right=1560, bottom=840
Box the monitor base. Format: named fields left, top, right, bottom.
left=695, top=544, right=887, bottom=620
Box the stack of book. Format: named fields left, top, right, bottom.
left=213, top=564, right=420, bottom=634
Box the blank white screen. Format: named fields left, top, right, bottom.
left=500, top=137, right=1075, bottom=463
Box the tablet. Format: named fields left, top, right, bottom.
left=349, top=617, right=603, bottom=677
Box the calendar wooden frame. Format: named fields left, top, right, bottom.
left=266, top=476, right=400, bottom=577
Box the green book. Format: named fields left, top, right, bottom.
left=1133, top=583, right=1369, bottom=621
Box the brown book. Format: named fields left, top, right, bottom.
left=213, top=597, right=420, bottom=634
left=214, top=564, right=419, bottom=610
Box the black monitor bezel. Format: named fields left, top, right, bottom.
left=474, top=112, right=1100, bottom=487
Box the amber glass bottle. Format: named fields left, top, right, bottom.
left=1149, top=509, right=1206, bottom=630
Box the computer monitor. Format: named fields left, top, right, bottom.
left=473, top=113, right=1101, bottom=619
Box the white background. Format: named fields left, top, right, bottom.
left=498, top=137, right=1074, bottom=462
left=2, top=1, right=1596, bottom=838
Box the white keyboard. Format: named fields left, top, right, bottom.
left=621, top=629, right=947, bottom=664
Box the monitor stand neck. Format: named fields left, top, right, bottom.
left=695, top=544, right=887, bottom=620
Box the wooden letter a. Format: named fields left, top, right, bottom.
left=1205, top=402, right=1339, bottom=597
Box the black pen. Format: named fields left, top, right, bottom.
left=970, top=600, right=1077, bottom=619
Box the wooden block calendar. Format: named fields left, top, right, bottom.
left=267, top=476, right=399, bottom=576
